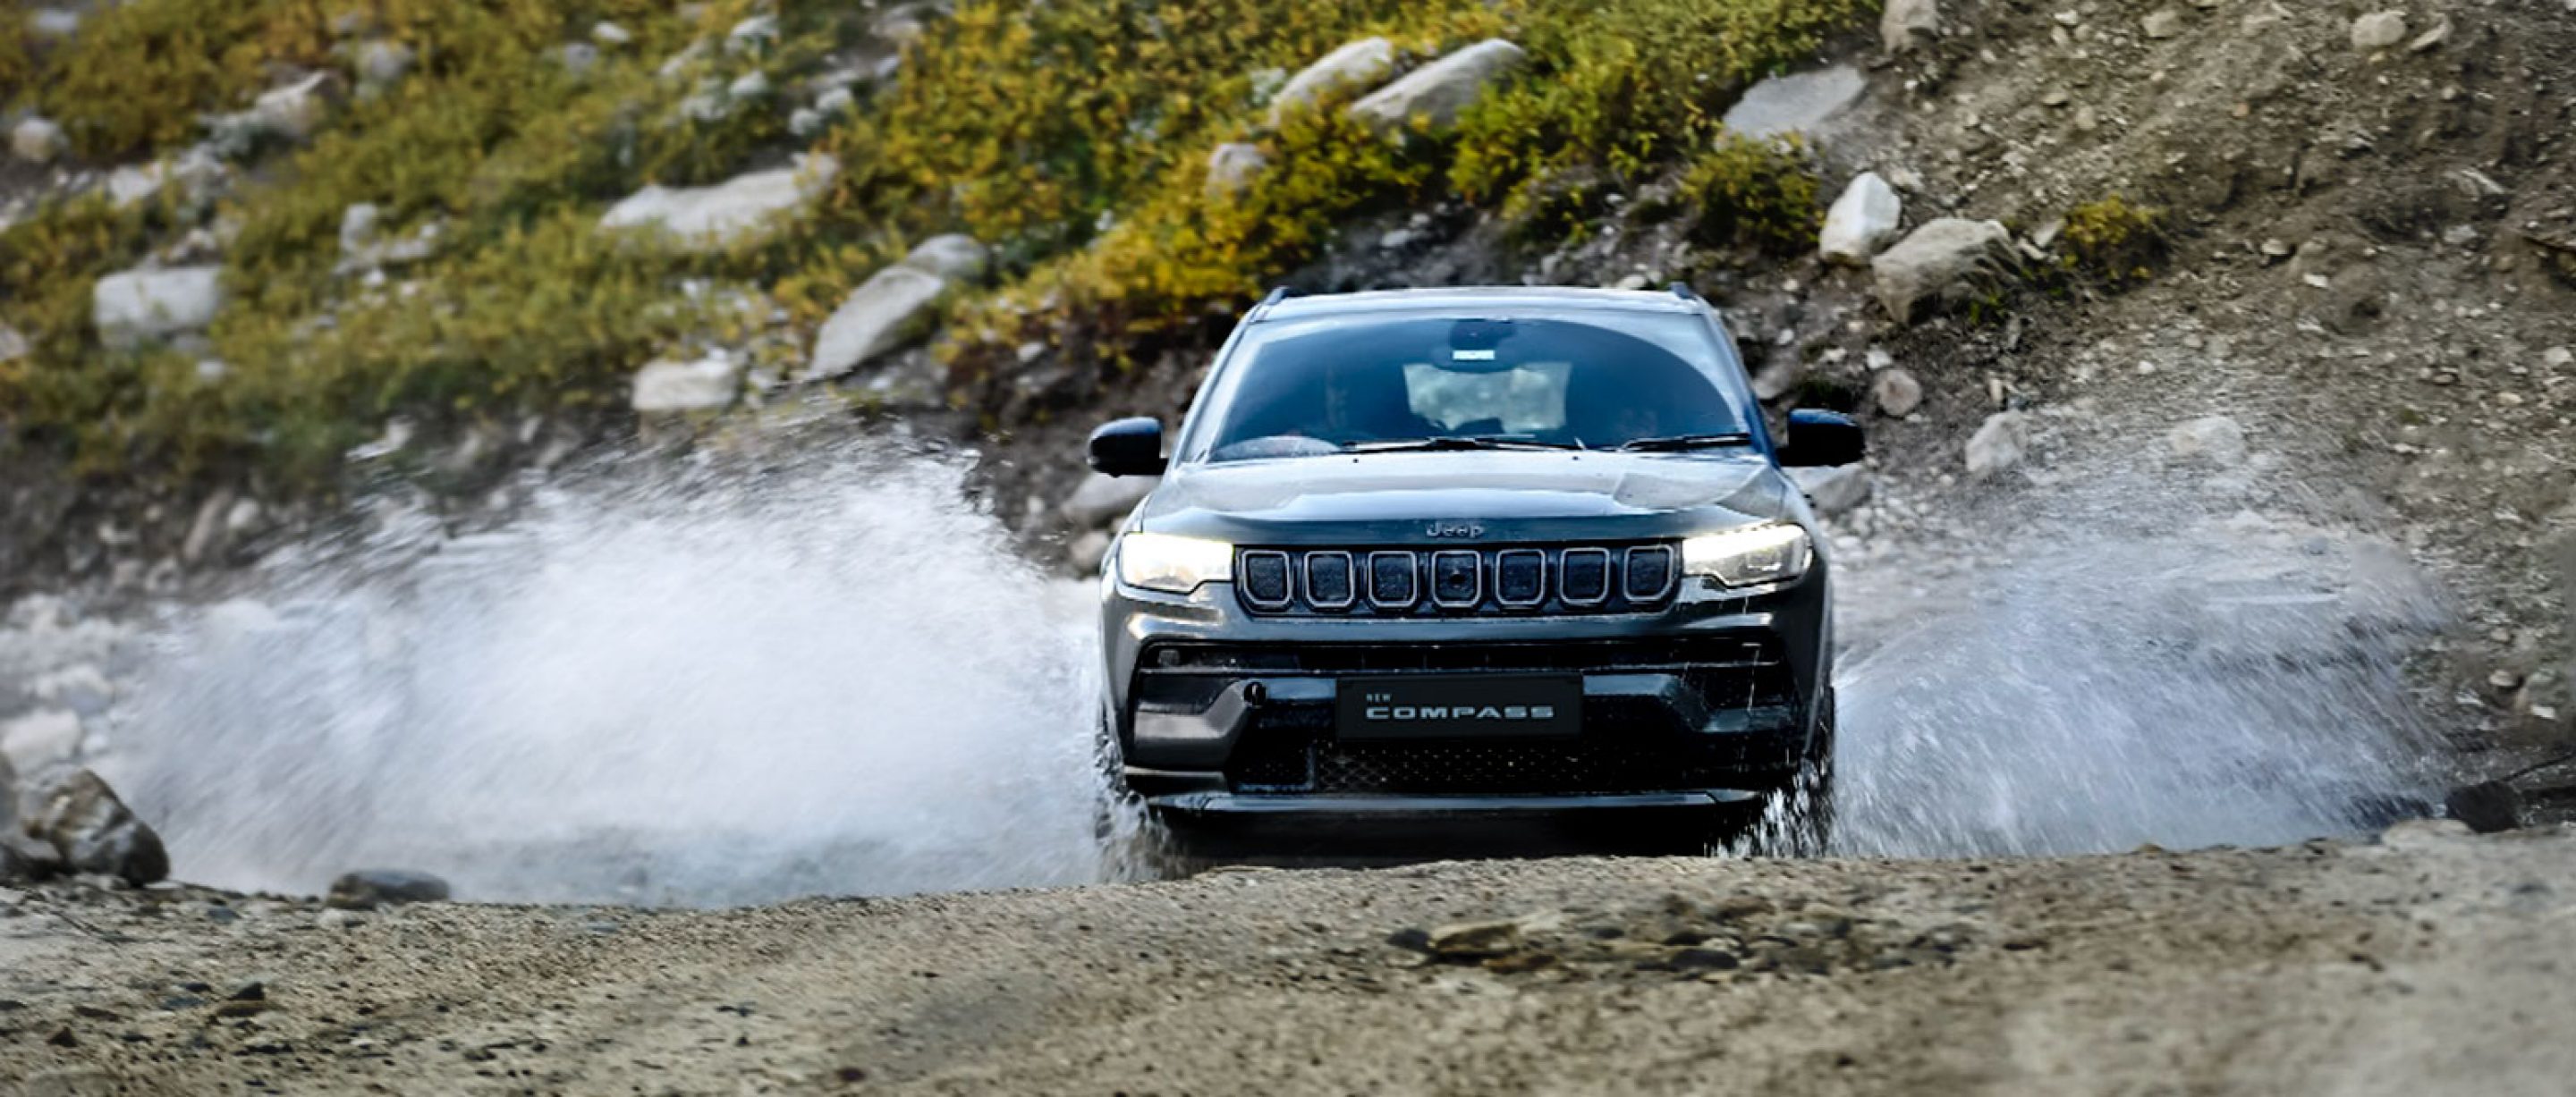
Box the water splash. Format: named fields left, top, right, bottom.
left=1832, top=513, right=2447, bottom=857
left=108, top=440, right=1108, bottom=905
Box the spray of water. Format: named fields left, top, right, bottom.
left=107, top=440, right=1108, bottom=905
left=96, top=422, right=2453, bottom=903
left=1828, top=502, right=2449, bottom=856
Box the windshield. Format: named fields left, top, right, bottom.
left=1180, top=311, right=1754, bottom=463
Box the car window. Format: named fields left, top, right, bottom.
left=1182, top=312, right=1750, bottom=463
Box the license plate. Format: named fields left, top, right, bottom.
left=1335, top=675, right=1582, bottom=740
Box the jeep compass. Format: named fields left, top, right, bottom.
left=1086, top=286, right=1860, bottom=848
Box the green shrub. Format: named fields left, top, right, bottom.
left=1452, top=0, right=1871, bottom=212
left=2060, top=195, right=2166, bottom=285
left=1679, top=133, right=1819, bottom=254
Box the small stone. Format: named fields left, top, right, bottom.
left=1205, top=142, right=1269, bottom=200
left=2165, top=414, right=2248, bottom=467
left=2545, top=347, right=2572, bottom=369
left=2039, top=88, right=2071, bottom=108
left=22, top=769, right=170, bottom=886
left=726, top=13, right=779, bottom=54
left=1964, top=411, right=2034, bottom=477
left=1424, top=919, right=1522, bottom=958
left=727, top=70, right=771, bottom=101
left=355, top=40, right=416, bottom=90
left=11, top=115, right=67, bottom=165
left=815, top=87, right=858, bottom=117
left=1872, top=368, right=1924, bottom=418
left=591, top=21, right=633, bottom=46
left=2142, top=9, right=2185, bottom=38
left=328, top=869, right=452, bottom=909
left=1880, top=0, right=1940, bottom=54
left=338, top=203, right=381, bottom=256
left=316, top=907, right=369, bottom=930
left=560, top=42, right=601, bottom=78
left=1818, top=172, right=1902, bottom=266
left=630, top=351, right=744, bottom=414
left=2409, top=19, right=2451, bottom=52
left=2350, top=12, right=2407, bottom=51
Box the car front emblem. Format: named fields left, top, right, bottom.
left=1426, top=521, right=1485, bottom=539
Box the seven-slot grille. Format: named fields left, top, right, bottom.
left=1237, top=544, right=1678, bottom=616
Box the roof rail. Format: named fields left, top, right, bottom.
left=1247, top=284, right=1294, bottom=322
left=1668, top=282, right=1702, bottom=302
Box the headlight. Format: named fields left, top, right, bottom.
left=1115, top=532, right=1233, bottom=594
left=1682, top=523, right=1811, bottom=587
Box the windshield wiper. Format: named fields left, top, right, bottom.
left=1343, top=435, right=1582, bottom=453
left=1617, top=432, right=1755, bottom=452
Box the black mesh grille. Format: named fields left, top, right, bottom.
left=1496, top=551, right=1544, bottom=603
left=1368, top=553, right=1416, bottom=605
left=1625, top=546, right=1674, bottom=600
left=1236, top=543, right=1680, bottom=617
left=1306, top=553, right=1352, bottom=606
left=1229, top=728, right=1777, bottom=795
left=1560, top=551, right=1609, bottom=603
left=1241, top=553, right=1290, bottom=606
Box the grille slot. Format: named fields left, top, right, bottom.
left=1623, top=545, right=1675, bottom=602
left=1430, top=551, right=1481, bottom=607
left=1241, top=551, right=1292, bottom=609
left=1368, top=552, right=1419, bottom=608
left=1496, top=550, right=1545, bottom=605
left=1304, top=551, right=1355, bottom=609
left=1558, top=548, right=1611, bottom=605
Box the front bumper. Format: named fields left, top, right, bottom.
left=1101, top=566, right=1832, bottom=806
left=1143, top=789, right=1762, bottom=819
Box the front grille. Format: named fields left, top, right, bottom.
left=1237, top=544, right=1679, bottom=617
left=1231, top=736, right=1757, bottom=796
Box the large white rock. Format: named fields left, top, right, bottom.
left=1721, top=65, right=1865, bottom=140
left=600, top=154, right=840, bottom=249
left=1268, top=38, right=1398, bottom=123
left=1964, top=410, right=2034, bottom=477
left=900, top=233, right=990, bottom=281
left=1882, top=0, right=1941, bottom=53
left=93, top=266, right=225, bottom=349
left=1788, top=465, right=1872, bottom=517
left=1061, top=472, right=1160, bottom=528
left=1349, top=39, right=1527, bottom=135
left=1818, top=171, right=1902, bottom=266
left=0, top=322, right=28, bottom=363
left=631, top=351, right=743, bottom=413
left=1872, top=218, right=2015, bottom=324
left=805, top=266, right=948, bottom=382
left=10, top=115, right=66, bottom=165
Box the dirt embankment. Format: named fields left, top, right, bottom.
left=1, top=821, right=2571, bottom=1094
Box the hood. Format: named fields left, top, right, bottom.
left=1136, top=451, right=1798, bottom=545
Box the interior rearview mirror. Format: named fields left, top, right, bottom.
left=1779, top=409, right=1864, bottom=468
left=1087, top=417, right=1167, bottom=477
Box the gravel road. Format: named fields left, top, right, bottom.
left=4, top=820, right=2572, bottom=1095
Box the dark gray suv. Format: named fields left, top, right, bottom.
left=1086, top=286, right=1860, bottom=848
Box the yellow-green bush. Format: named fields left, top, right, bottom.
left=1680, top=133, right=1820, bottom=254
left=2061, top=195, right=2165, bottom=285
left=1452, top=0, right=1871, bottom=212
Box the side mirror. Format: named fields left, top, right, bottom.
left=1087, top=417, right=1166, bottom=477
left=1779, top=409, right=1864, bottom=468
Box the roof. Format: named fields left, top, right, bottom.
left=1253, top=285, right=1706, bottom=323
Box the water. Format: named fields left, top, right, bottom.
left=97, top=439, right=2450, bottom=904
left=1832, top=512, right=2448, bottom=857
left=107, top=441, right=1108, bottom=906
